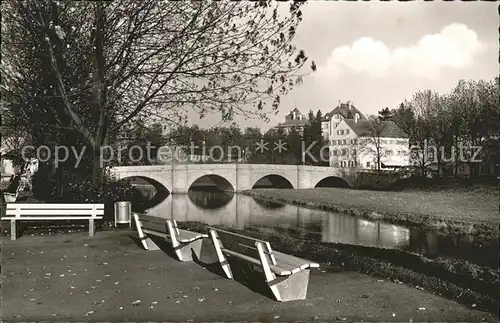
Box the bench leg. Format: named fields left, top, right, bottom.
left=10, top=219, right=17, bottom=240
left=143, top=236, right=161, bottom=251
left=209, top=230, right=233, bottom=279
left=174, top=239, right=203, bottom=262
left=268, top=269, right=311, bottom=302
left=88, top=219, right=95, bottom=237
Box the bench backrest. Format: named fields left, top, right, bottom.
left=210, top=228, right=277, bottom=266
left=6, top=203, right=104, bottom=217
left=133, top=213, right=169, bottom=234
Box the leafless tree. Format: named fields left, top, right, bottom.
left=2, top=0, right=314, bottom=181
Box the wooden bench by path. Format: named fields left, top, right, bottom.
left=2, top=203, right=104, bottom=240
left=132, top=213, right=208, bottom=262
left=209, top=227, right=320, bottom=302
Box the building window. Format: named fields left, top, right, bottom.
left=346, top=129, right=350, bottom=134
left=338, top=140, right=342, bottom=145
left=341, top=149, right=347, bottom=156
left=342, top=139, right=347, bottom=145
left=381, top=140, right=387, bottom=144
left=330, top=140, right=336, bottom=146
left=332, top=150, right=338, bottom=156
left=351, top=149, right=356, bottom=156
left=366, top=161, right=371, bottom=168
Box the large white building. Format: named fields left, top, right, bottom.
left=328, top=117, right=410, bottom=170
left=321, top=101, right=366, bottom=139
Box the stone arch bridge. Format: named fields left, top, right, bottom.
left=109, top=164, right=359, bottom=194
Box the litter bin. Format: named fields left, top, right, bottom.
left=114, top=201, right=132, bottom=228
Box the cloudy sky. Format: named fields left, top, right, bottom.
left=188, top=1, right=498, bottom=132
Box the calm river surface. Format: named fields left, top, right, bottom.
left=139, top=188, right=497, bottom=268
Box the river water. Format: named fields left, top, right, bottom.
left=137, top=187, right=497, bottom=269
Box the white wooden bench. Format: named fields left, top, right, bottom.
left=209, top=228, right=320, bottom=302
left=2, top=203, right=104, bottom=240
left=132, top=213, right=208, bottom=262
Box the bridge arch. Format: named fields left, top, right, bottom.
left=188, top=174, right=235, bottom=192
left=114, top=175, right=171, bottom=210
left=314, top=176, right=351, bottom=188
left=252, top=174, right=295, bottom=189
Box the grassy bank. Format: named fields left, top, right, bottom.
left=181, top=222, right=499, bottom=316
left=241, top=187, right=499, bottom=239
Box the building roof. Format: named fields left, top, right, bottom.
left=322, top=103, right=366, bottom=121
left=343, top=119, right=409, bottom=138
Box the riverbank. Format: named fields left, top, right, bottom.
left=1, top=230, right=496, bottom=321
left=242, top=187, right=499, bottom=239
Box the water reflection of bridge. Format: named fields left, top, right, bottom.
left=145, top=193, right=411, bottom=250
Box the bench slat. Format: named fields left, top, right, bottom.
left=6, top=204, right=104, bottom=209
left=5, top=209, right=104, bottom=216
left=212, top=228, right=274, bottom=260
left=140, top=221, right=168, bottom=234
left=221, top=248, right=292, bottom=276
left=177, top=229, right=206, bottom=242
left=273, top=251, right=319, bottom=269
left=143, top=228, right=169, bottom=239
left=1, top=216, right=103, bottom=220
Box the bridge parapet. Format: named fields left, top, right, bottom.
left=109, top=164, right=358, bottom=193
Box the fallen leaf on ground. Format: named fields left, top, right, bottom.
left=132, top=300, right=141, bottom=305
left=193, top=286, right=200, bottom=290
left=84, top=310, right=94, bottom=316
left=418, top=307, right=426, bottom=311
left=212, top=288, right=219, bottom=292
left=273, top=316, right=280, bottom=319
left=197, top=297, right=206, bottom=302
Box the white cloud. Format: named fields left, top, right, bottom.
left=317, top=23, right=483, bottom=79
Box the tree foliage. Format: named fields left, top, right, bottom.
left=391, top=78, right=499, bottom=177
